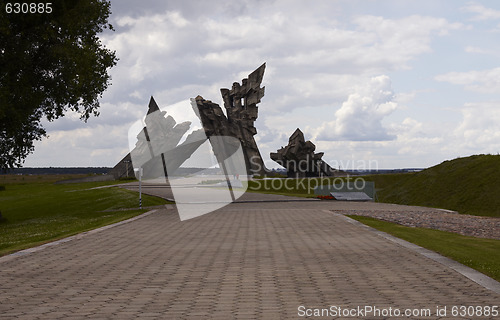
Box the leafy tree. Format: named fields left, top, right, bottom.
left=0, top=0, right=118, bottom=170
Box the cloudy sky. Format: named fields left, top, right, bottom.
left=24, top=0, right=500, bottom=170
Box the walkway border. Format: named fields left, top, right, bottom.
left=331, top=211, right=500, bottom=294
left=0, top=208, right=166, bottom=264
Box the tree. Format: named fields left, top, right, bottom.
left=0, top=0, right=118, bottom=170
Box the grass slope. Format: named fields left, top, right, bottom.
left=371, top=154, right=500, bottom=217
left=0, top=176, right=169, bottom=256
left=247, top=154, right=500, bottom=217
left=349, top=215, right=500, bottom=282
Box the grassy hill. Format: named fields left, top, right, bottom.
left=372, top=154, right=500, bottom=217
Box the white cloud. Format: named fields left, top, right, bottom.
left=462, top=2, right=500, bottom=21
left=40, top=102, right=145, bottom=132
left=352, top=15, right=463, bottom=69
left=361, top=101, right=500, bottom=167
left=22, top=1, right=500, bottom=170
left=314, top=75, right=398, bottom=142
left=100, top=10, right=464, bottom=108
left=464, top=46, right=493, bottom=54
left=454, top=102, right=500, bottom=152
left=27, top=124, right=131, bottom=167
left=389, top=118, right=446, bottom=156
left=309, top=96, right=500, bottom=169
left=435, top=67, right=500, bottom=93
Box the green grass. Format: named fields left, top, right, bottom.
left=371, top=154, right=500, bottom=217
left=247, top=154, right=500, bottom=217
left=0, top=175, right=170, bottom=256
left=348, top=215, right=500, bottom=282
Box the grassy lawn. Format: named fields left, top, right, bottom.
left=247, top=155, right=500, bottom=218
left=371, top=154, right=500, bottom=217
left=0, top=175, right=170, bottom=256
left=348, top=215, right=500, bottom=282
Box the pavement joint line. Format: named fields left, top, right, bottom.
left=328, top=210, right=500, bottom=294
left=0, top=208, right=160, bottom=264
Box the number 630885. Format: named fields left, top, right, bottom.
left=5, top=3, right=52, bottom=14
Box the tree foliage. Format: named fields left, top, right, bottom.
left=0, top=0, right=118, bottom=170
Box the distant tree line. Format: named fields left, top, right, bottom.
left=0, top=167, right=111, bottom=175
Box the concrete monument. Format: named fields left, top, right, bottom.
left=270, top=128, right=338, bottom=178
left=110, top=97, right=206, bottom=179
left=112, top=63, right=268, bottom=178
left=193, top=63, right=267, bottom=176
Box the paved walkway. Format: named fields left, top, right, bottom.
left=0, top=198, right=499, bottom=319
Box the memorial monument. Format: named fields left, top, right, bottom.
left=193, top=63, right=268, bottom=176
left=270, top=128, right=338, bottom=178
left=109, top=97, right=206, bottom=179
left=111, top=63, right=269, bottom=178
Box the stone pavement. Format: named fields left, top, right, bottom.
left=0, top=199, right=499, bottom=319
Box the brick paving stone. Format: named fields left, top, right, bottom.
left=0, top=200, right=499, bottom=319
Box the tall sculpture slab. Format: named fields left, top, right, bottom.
left=110, top=97, right=206, bottom=179
left=270, top=128, right=338, bottom=178
left=112, top=64, right=268, bottom=179
left=193, top=63, right=267, bottom=176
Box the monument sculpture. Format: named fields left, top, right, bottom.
left=110, top=97, right=206, bottom=179
left=270, top=128, right=338, bottom=178
left=193, top=63, right=267, bottom=176
left=111, top=63, right=269, bottom=178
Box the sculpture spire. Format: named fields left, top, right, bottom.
left=194, top=63, right=268, bottom=176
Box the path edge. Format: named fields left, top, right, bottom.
left=0, top=208, right=163, bottom=264
left=330, top=211, right=500, bottom=294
